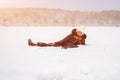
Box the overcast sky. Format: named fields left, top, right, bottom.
left=0, top=0, right=120, bottom=11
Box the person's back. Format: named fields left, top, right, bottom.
left=61, top=35, right=80, bottom=49
left=53, top=28, right=80, bottom=48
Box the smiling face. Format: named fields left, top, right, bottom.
left=77, top=31, right=83, bottom=37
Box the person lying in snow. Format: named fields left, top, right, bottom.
left=28, top=28, right=87, bottom=49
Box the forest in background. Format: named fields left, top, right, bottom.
left=0, top=8, right=120, bottom=26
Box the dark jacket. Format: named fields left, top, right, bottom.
left=53, top=34, right=80, bottom=48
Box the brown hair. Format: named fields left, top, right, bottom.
left=71, top=28, right=77, bottom=36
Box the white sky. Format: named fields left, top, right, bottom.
left=0, top=0, right=120, bottom=11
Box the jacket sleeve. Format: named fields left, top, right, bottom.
left=61, top=34, right=72, bottom=43
left=54, top=34, right=72, bottom=46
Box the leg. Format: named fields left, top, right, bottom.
left=28, top=39, right=36, bottom=46
left=37, top=42, right=53, bottom=47
left=53, top=40, right=65, bottom=47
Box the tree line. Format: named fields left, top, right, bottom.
left=0, top=8, right=120, bottom=26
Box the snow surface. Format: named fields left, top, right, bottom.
left=0, top=26, right=120, bottom=80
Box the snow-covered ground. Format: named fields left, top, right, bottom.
left=0, top=26, right=120, bottom=80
